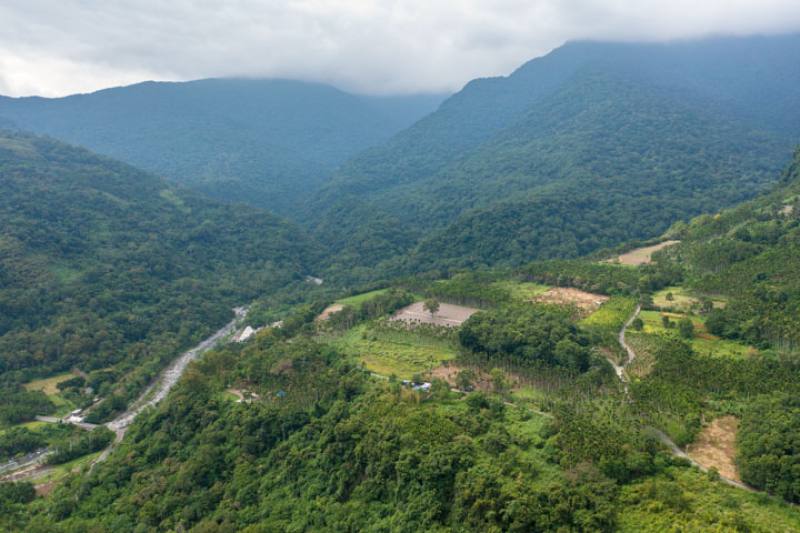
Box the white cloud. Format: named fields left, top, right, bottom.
left=0, top=0, right=799, bottom=97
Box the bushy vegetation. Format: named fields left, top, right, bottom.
left=0, top=131, right=317, bottom=420
left=46, top=427, right=115, bottom=465
left=459, top=305, right=593, bottom=372
left=672, top=147, right=800, bottom=351
left=738, top=395, right=800, bottom=502
left=324, top=288, right=415, bottom=331
left=0, top=387, right=55, bottom=425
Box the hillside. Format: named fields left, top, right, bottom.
left=312, top=34, right=800, bottom=273
left=662, top=146, right=800, bottom=351
left=0, top=131, right=320, bottom=422
left=0, top=79, right=446, bottom=216
left=8, top=154, right=800, bottom=530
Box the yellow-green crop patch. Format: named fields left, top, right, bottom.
left=24, top=372, right=77, bottom=416
left=335, top=288, right=390, bottom=306
left=0, top=420, right=48, bottom=436
left=638, top=311, right=757, bottom=359
left=652, top=286, right=726, bottom=312
left=491, top=280, right=550, bottom=302
left=580, top=297, right=637, bottom=331
left=322, top=323, right=458, bottom=379
left=618, top=467, right=800, bottom=532
left=24, top=373, right=75, bottom=395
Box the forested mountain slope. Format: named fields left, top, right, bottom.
left=0, top=131, right=319, bottom=418
left=663, top=146, right=800, bottom=351
left=11, top=152, right=800, bottom=529
left=0, top=79, right=445, bottom=216
left=313, top=34, right=800, bottom=272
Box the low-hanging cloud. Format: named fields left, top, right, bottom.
left=1, top=0, right=799, bottom=97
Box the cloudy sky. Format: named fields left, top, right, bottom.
left=1, top=0, right=800, bottom=97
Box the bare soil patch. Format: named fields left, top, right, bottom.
left=391, top=302, right=479, bottom=327
left=687, top=416, right=741, bottom=482
left=535, top=288, right=608, bottom=314
left=35, top=481, right=56, bottom=497
left=430, top=364, right=493, bottom=392
left=316, top=303, right=344, bottom=322
left=611, top=240, right=680, bottom=266
left=429, top=363, right=527, bottom=393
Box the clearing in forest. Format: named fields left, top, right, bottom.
left=535, top=287, right=608, bottom=315
left=335, top=289, right=390, bottom=306
left=24, top=373, right=76, bottom=396
left=316, top=303, right=344, bottom=322
left=610, top=240, right=680, bottom=266
left=492, top=280, right=550, bottom=302
left=429, top=363, right=495, bottom=392
left=325, top=323, right=458, bottom=378
left=687, top=416, right=741, bottom=482
left=652, top=286, right=726, bottom=312
left=23, top=372, right=78, bottom=417
left=391, top=302, right=479, bottom=327
left=638, top=310, right=758, bottom=359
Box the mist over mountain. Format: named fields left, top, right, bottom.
left=0, top=78, right=446, bottom=216
left=312, top=34, right=800, bottom=273
left=6, top=24, right=800, bottom=533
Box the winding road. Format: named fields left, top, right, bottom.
left=615, top=304, right=753, bottom=492
left=2, top=307, right=247, bottom=482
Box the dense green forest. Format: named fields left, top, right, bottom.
left=0, top=131, right=320, bottom=422
left=5, top=153, right=800, bottom=530
left=310, top=35, right=800, bottom=274
left=8, top=309, right=798, bottom=532
left=0, top=79, right=445, bottom=216
left=3, top=33, right=800, bottom=533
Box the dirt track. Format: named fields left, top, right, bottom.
left=616, top=305, right=753, bottom=492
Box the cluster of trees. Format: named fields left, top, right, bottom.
left=459, top=305, right=593, bottom=372
left=673, top=148, right=800, bottom=351
left=25, top=335, right=628, bottom=532
left=0, top=131, right=319, bottom=421
left=0, top=427, right=46, bottom=460
left=738, top=395, right=800, bottom=502
left=0, top=386, right=54, bottom=425
left=46, top=427, right=115, bottom=465
left=419, top=271, right=512, bottom=307
left=324, top=289, right=415, bottom=331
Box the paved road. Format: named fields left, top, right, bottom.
left=2, top=307, right=247, bottom=482
left=106, top=307, right=247, bottom=440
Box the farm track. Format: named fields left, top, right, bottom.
left=616, top=305, right=755, bottom=492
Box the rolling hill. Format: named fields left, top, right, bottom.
left=311, top=34, right=800, bottom=274
left=0, top=79, right=446, bottom=216
left=0, top=130, right=321, bottom=418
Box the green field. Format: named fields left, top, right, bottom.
left=639, top=310, right=757, bottom=359
left=0, top=420, right=48, bottom=436
left=652, top=286, right=726, bottom=313
left=580, top=297, right=637, bottom=331
left=23, top=373, right=77, bottom=417
left=335, top=288, right=391, bottom=306
left=322, top=323, right=458, bottom=378
left=24, top=373, right=75, bottom=396
left=492, top=280, right=550, bottom=302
